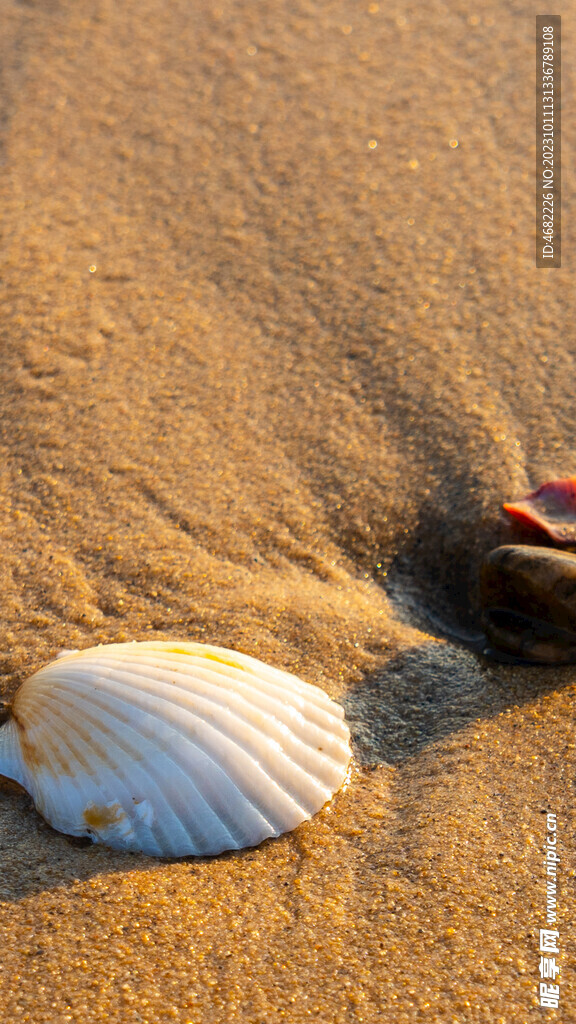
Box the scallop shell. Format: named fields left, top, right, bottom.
left=0, top=641, right=351, bottom=857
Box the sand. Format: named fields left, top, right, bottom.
left=0, top=0, right=574, bottom=1020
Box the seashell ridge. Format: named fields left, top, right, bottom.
left=0, top=641, right=351, bottom=857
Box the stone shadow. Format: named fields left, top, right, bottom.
left=343, top=637, right=574, bottom=765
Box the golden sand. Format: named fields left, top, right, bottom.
left=0, top=0, right=574, bottom=1020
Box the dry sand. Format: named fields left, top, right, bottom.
left=0, top=0, right=575, bottom=1020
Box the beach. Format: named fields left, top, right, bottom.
left=0, top=0, right=574, bottom=1020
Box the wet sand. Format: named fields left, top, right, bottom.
left=0, top=0, right=575, bottom=1020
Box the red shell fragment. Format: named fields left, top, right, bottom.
left=503, top=476, right=576, bottom=545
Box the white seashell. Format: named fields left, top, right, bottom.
left=0, top=641, right=351, bottom=857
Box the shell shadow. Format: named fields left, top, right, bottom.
left=0, top=779, right=269, bottom=903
